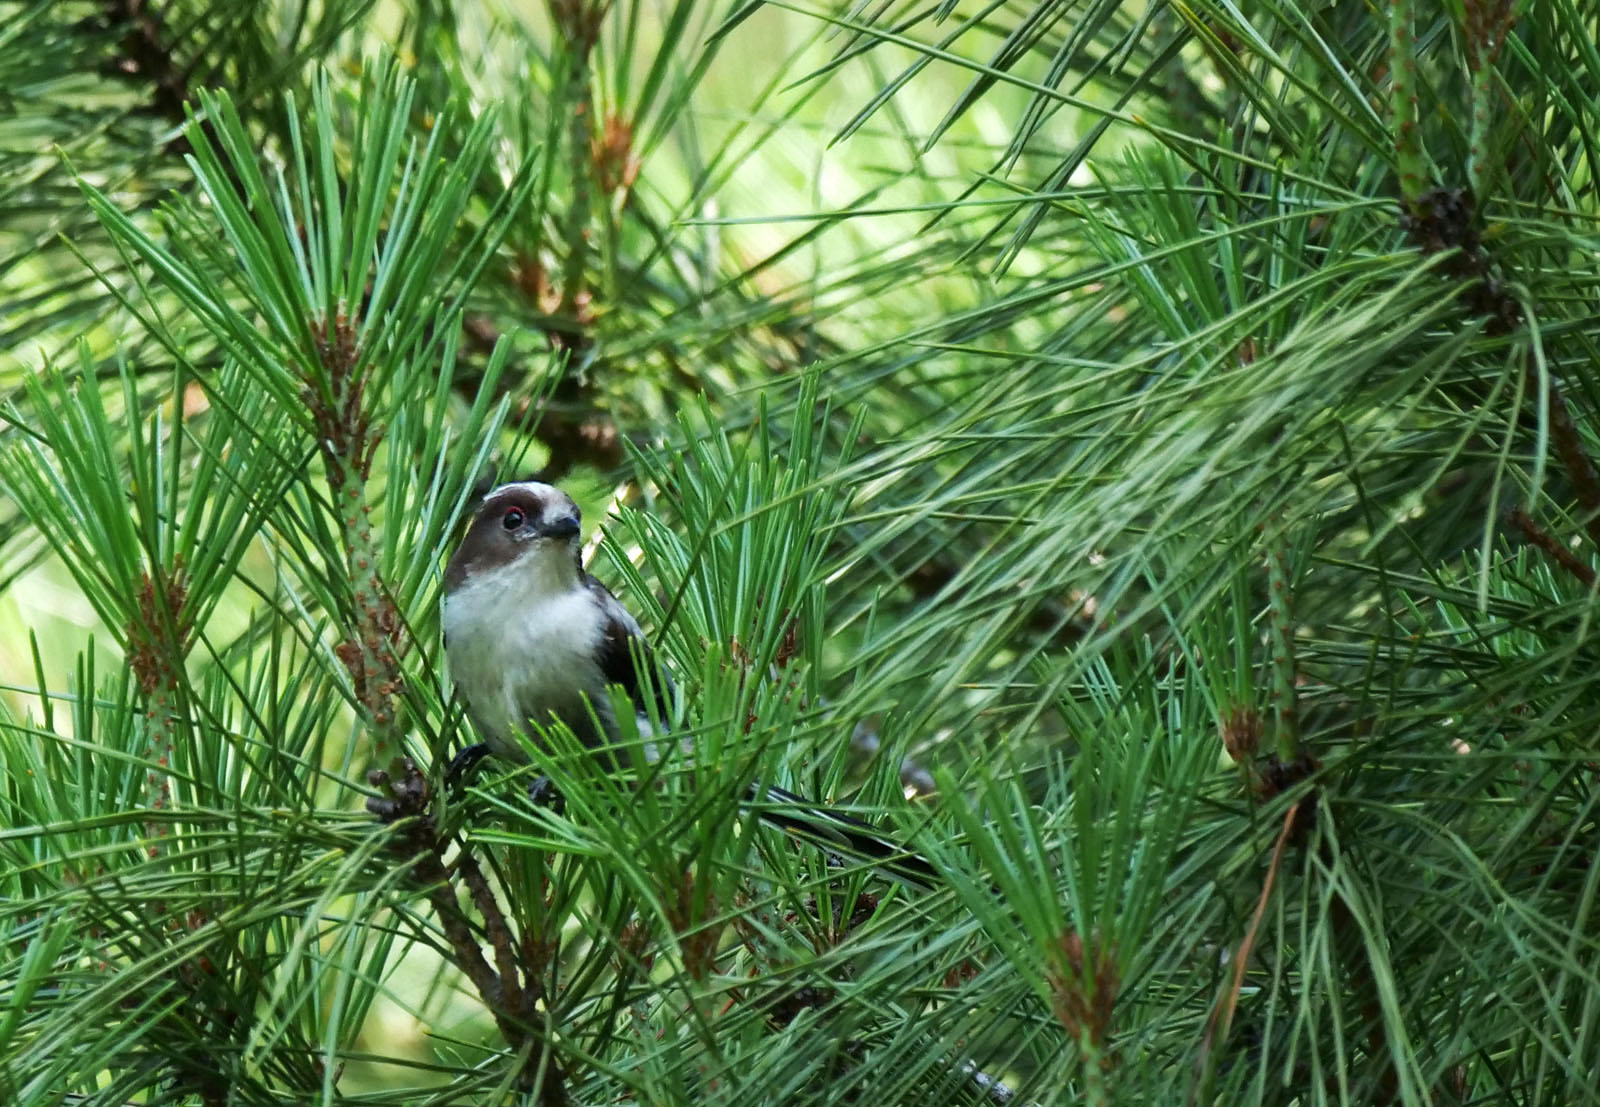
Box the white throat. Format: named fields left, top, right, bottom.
left=442, top=545, right=606, bottom=757
left=516, top=542, right=580, bottom=598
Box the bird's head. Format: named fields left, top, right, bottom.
left=444, top=481, right=583, bottom=596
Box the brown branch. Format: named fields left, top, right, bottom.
left=531, top=405, right=623, bottom=481
left=1403, top=189, right=1600, bottom=555
left=456, top=849, right=530, bottom=1023
left=102, top=0, right=196, bottom=157
left=367, top=760, right=568, bottom=1102
left=1526, top=370, right=1600, bottom=551
left=457, top=313, right=624, bottom=480
left=413, top=851, right=521, bottom=1040
left=1200, top=801, right=1298, bottom=1061
left=1509, top=507, right=1597, bottom=587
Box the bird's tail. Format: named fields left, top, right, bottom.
left=745, top=782, right=938, bottom=889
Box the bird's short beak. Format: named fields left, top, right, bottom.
left=539, top=514, right=581, bottom=541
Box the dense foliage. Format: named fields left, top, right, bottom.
left=2, top=1, right=1597, bottom=1104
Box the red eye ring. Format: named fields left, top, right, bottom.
left=502, top=508, right=525, bottom=531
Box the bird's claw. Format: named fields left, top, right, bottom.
left=445, top=742, right=491, bottom=785
left=443, top=744, right=564, bottom=816
left=528, top=775, right=566, bottom=815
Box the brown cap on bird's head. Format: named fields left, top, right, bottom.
left=444, top=482, right=583, bottom=594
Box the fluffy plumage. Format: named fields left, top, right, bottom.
left=443, top=481, right=935, bottom=887
left=443, top=482, right=669, bottom=756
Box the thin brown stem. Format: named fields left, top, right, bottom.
left=1214, top=802, right=1296, bottom=1046
left=1527, top=366, right=1600, bottom=551
left=103, top=0, right=194, bottom=154
left=410, top=849, right=522, bottom=1043
left=456, top=850, right=530, bottom=1022
left=1509, top=507, right=1597, bottom=587
left=367, top=761, right=568, bottom=1100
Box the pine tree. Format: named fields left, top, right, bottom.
left=2, top=2, right=1598, bottom=1104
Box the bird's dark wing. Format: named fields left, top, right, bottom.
left=586, top=573, right=675, bottom=724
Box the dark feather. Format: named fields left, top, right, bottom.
left=586, top=573, right=675, bottom=724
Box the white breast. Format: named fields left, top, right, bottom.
left=442, top=559, right=610, bottom=758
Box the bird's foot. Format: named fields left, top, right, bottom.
left=445, top=742, right=492, bottom=786
left=528, top=774, right=566, bottom=815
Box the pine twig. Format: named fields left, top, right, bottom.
left=1527, top=366, right=1600, bottom=552
left=102, top=0, right=195, bottom=154
left=367, top=759, right=569, bottom=1104
left=1388, top=0, right=1427, bottom=206
left=456, top=849, right=533, bottom=1026
left=1509, top=507, right=1597, bottom=587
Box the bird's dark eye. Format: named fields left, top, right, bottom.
left=502, top=508, right=525, bottom=531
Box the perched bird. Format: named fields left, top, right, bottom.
left=442, top=481, right=936, bottom=887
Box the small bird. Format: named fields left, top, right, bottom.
left=442, top=481, right=936, bottom=887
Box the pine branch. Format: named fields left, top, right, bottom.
left=367, top=759, right=567, bottom=1102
